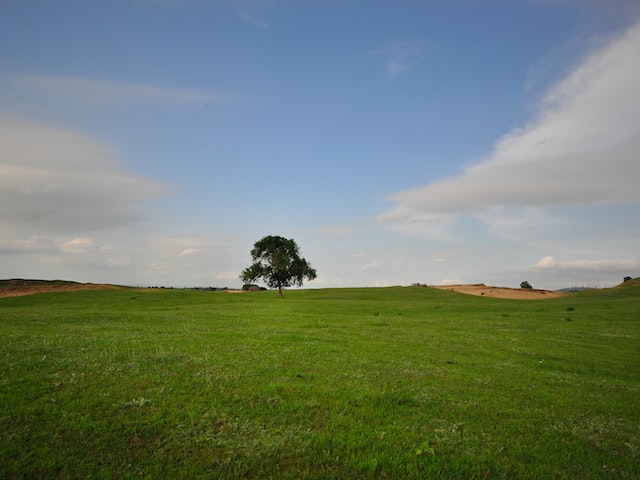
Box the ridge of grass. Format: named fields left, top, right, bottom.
left=1, top=286, right=638, bottom=479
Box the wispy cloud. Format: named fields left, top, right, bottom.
left=14, top=75, right=234, bottom=105
left=362, top=260, right=384, bottom=271
left=230, top=0, right=272, bottom=29
left=177, top=247, right=201, bottom=257
left=61, top=237, right=95, bottom=254
left=372, top=37, right=423, bottom=78
left=378, top=20, right=640, bottom=236
left=152, top=236, right=230, bottom=259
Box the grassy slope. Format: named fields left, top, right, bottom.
left=0, top=283, right=638, bottom=479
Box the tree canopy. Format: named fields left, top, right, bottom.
left=240, top=235, right=317, bottom=296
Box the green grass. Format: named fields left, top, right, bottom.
left=1, top=282, right=639, bottom=479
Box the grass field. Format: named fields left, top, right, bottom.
left=1, top=281, right=639, bottom=479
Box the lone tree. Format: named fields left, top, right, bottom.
left=520, top=280, right=533, bottom=289
left=240, top=235, right=317, bottom=297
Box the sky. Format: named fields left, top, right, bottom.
left=1, top=0, right=639, bottom=290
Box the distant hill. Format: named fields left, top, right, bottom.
left=557, top=287, right=597, bottom=293
left=615, top=277, right=640, bottom=290
left=0, top=279, right=119, bottom=298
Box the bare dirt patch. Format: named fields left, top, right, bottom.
left=431, top=283, right=564, bottom=300
left=0, top=279, right=120, bottom=298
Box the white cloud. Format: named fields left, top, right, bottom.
left=534, top=256, right=557, bottom=269
left=178, top=248, right=201, bottom=257
left=61, top=237, right=94, bottom=254
left=362, top=260, right=384, bottom=271
left=529, top=255, right=640, bottom=288
left=152, top=236, right=227, bottom=258
left=378, top=21, right=640, bottom=232
left=14, top=75, right=234, bottom=105
left=376, top=210, right=457, bottom=242
left=534, top=256, right=639, bottom=272
left=0, top=119, right=169, bottom=233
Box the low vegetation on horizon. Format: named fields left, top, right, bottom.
left=1, top=280, right=638, bottom=478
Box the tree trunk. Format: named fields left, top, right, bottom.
left=278, top=285, right=283, bottom=297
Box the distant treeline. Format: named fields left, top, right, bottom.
left=144, top=286, right=230, bottom=291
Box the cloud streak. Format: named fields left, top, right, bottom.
left=379, top=21, right=640, bottom=229
left=15, top=75, right=234, bottom=105
left=0, top=119, right=170, bottom=233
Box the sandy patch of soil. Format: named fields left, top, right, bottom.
left=430, top=283, right=564, bottom=299
left=0, top=279, right=120, bottom=298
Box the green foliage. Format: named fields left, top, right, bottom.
left=520, top=280, right=533, bottom=289
left=1, top=285, right=639, bottom=479
left=240, top=235, right=317, bottom=296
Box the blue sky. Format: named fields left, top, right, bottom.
left=1, top=0, right=639, bottom=290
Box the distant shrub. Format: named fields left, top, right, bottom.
left=520, top=281, right=533, bottom=289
